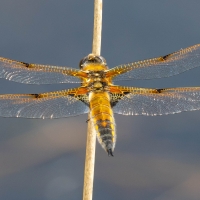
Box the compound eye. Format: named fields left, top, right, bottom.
left=79, top=54, right=107, bottom=69
left=99, top=56, right=107, bottom=65
left=93, top=55, right=107, bottom=65
left=79, top=56, right=87, bottom=69
left=87, top=54, right=107, bottom=64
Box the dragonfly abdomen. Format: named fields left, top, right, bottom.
left=89, top=92, right=116, bottom=156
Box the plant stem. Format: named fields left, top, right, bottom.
left=92, top=0, right=103, bottom=56
left=82, top=0, right=103, bottom=200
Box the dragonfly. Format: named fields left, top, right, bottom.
left=0, top=44, right=200, bottom=156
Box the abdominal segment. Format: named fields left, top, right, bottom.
left=89, top=92, right=116, bottom=156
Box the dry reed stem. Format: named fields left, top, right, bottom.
left=82, top=1, right=103, bottom=200
left=92, top=0, right=103, bottom=56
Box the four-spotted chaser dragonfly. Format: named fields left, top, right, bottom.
left=0, top=44, right=200, bottom=156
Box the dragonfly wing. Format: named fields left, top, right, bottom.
left=106, top=44, right=200, bottom=81
left=110, top=86, right=200, bottom=116
left=0, top=87, right=89, bottom=118
left=0, top=57, right=87, bottom=84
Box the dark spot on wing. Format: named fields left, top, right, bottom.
left=124, top=92, right=130, bottom=95
left=110, top=92, right=130, bottom=107
left=162, top=53, right=171, bottom=61
left=111, top=101, right=118, bottom=107
left=156, top=88, right=164, bottom=93
left=21, top=62, right=30, bottom=68
left=68, top=94, right=89, bottom=106
left=31, top=94, right=40, bottom=98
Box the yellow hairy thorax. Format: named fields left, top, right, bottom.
left=82, top=63, right=108, bottom=72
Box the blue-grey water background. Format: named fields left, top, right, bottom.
left=0, top=1, right=200, bottom=200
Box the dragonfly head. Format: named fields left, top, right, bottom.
left=79, top=54, right=108, bottom=70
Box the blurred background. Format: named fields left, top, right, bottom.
left=0, top=0, right=200, bottom=199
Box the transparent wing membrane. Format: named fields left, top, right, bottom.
left=0, top=88, right=89, bottom=118
left=2, top=44, right=200, bottom=119
left=106, top=44, right=200, bottom=81
left=0, top=57, right=87, bottom=84
left=111, top=86, right=200, bottom=116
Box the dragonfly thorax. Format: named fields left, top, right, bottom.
left=85, top=70, right=108, bottom=92
left=87, top=80, right=108, bottom=92
left=93, top=81, right=103, bottom=89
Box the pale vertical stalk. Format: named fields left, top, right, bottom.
left=82, top=0, right=103, bottom=200
left=82, top=121, right=96, bottom=200
left=92, top=0, right=103, bottom=56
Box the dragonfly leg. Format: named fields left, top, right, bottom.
left=86, top=118, right=90, bottom=123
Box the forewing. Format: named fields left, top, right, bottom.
left=0, top=87, right=89, bottom=118
left=0, top=57, right=87, bottom=84
left=106, top=44, right=200, bottom=81
left=110, top=86, right=200, bottom=116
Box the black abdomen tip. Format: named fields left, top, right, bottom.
left=107, top=149, right=114, bottom=157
